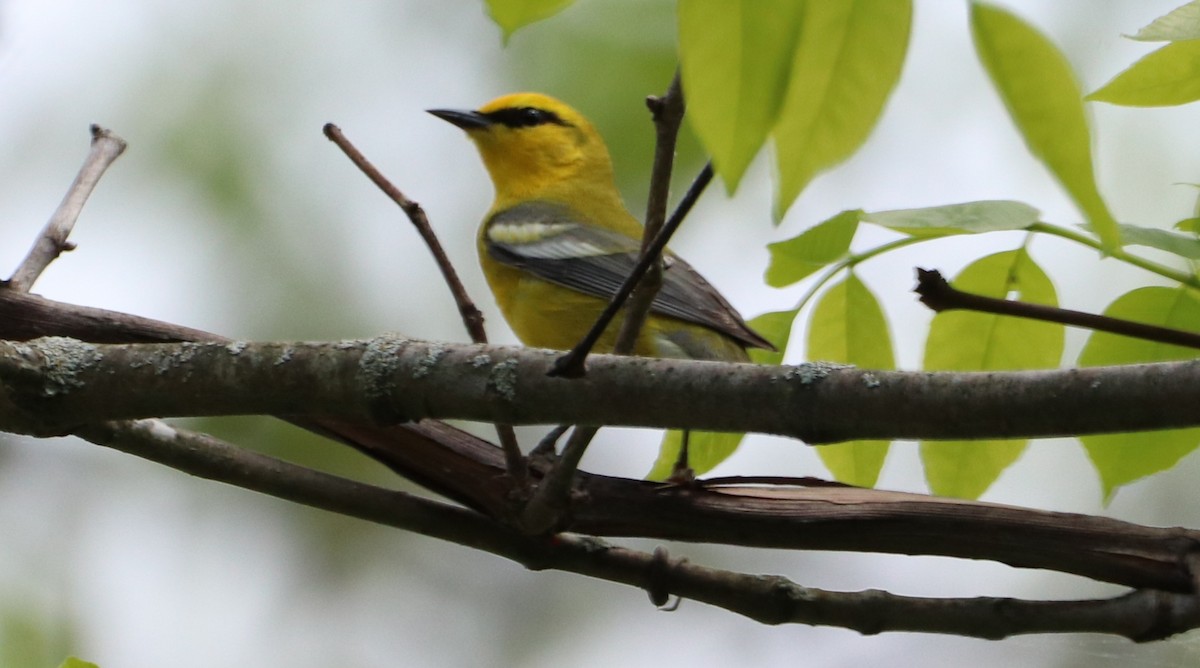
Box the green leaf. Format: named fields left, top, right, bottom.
left=808, top=275, right=894, bottom=370
left=1078, top=287, right=1200, bottom=498
left=58, top=659, right=100, bottom=668
left=773, top=0, right=912, bottom=218
left=647, top=309, right=798, bottom=480
left=679, top=0, right=805, bottom=191
left=806, top=274, right=894, bottom=486
left=924, top=439, right=1029, bottom=500
left=1087, top=40, right=1200, bottom=107
left=647, top=430, right=744, bottom=480
left=1119, top=223, right=1200, bottom=259
left=646, top=308, right=800, bottom=479
left=1128, top=1, right=1200, bottom=42
left=920, top=249, right=1064, bottom=498
left=970, top=2, right=1120, bottom=252
left=485, top=0, right=575, bottom=41
left=864, top=200, right=1040, bottom=237
left=1175, top=217, right=1200, bottom=233
left=765, top=209, right=861, bottom=287
left=746, top=308, right=801, bottom=365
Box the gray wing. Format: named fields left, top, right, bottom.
left=484, top=202, right=772, bottom=350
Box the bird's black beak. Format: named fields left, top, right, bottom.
left=427, top=108, right=492, bottom=130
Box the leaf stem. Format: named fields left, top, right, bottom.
left=791, top=235, right=928, bottom=312
left=1029, top=222, right=1200, bottom=290
left=795, top=222, right=1200, bottom=317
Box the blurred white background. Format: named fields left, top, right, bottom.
left=2, top=0, right=1200, bottom=666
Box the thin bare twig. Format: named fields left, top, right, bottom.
left=323, top=123, right=525, bottom=482
left=7, top=125, right=126, bottom=292
left=613, top=70, right=685, bottom=355
left=915, top=268, right=1200, bottom=349
left=520, top=425, right=598, bottom=532
left=525, top=77, right=691, bottom=531
left=322, top=123, right=486, bottom=341
left=549, top=163, right=714, bottom=380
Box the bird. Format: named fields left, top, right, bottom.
left=429, top=92, right=772, bottom=477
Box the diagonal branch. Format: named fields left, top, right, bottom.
left=323, top=123, right=486, bottom=343
left=548, top=163, right=714, bottom=378
left=7, top=125, right=126, bottom=292
left=323, top=123, right=525, bottom=481
left=613, top=70, right=687, bottom=356
left=524, top=75, right=691, bottom=531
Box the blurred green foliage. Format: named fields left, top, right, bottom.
left=0, top=603, right=77, bottom=668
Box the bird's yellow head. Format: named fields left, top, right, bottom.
left=429, top=93, right=617, bottom=205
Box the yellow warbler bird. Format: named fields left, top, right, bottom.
left=429, top=93, right=771, bottom=473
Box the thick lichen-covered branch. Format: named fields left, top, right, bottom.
left=3, top=336, right=1199, bottom=443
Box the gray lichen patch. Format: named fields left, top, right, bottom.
left=784, top=361, right=854, bottom=385
left=28, top=336, right=102, bottom=396
left=862, top=372, right=882, bottom=388
left=357, top=333, right=410, bottom=403
left=169, top=342, right=206, bottom=380
left=412, top=343, right=447, bottom=379
left=469, top=353, right=492, bottom=368
left=487, top=358, right=520, bottom=401
left=273, top=345, right=295, bottom=366
left=224, top=341, right=248, bottom=355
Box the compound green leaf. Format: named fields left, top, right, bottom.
left=1088, top=40, right=1200, bottom=107
left=1079, top=287, right=1200, bottom=498
left=774, top=0, right=912, bottom=218
left=864, top=200, right=1040, bottom=237
left=971, top=2, right=1120, bottom=251
left=485, top=0, right=575, bottom=41
left=679, top=0, right=805, bottom=191
left=765, top=209, right=861, bottom=287
left=920, top=249, right=1064, bottom=498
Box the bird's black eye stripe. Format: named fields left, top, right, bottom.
left=483, top=106, right=568, bottom=129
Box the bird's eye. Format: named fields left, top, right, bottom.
left=485, top=106, right=566, bottom=128
left=519, top=108, right=545, bottom=125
